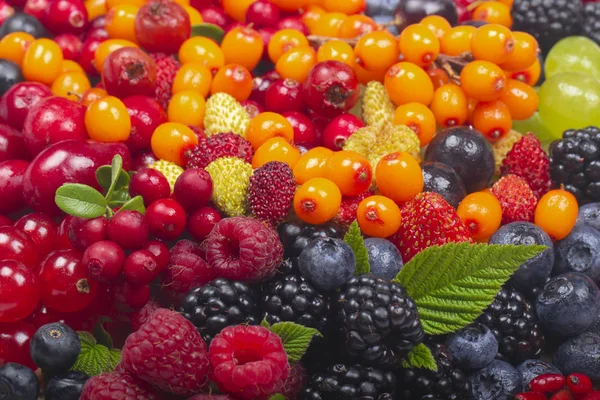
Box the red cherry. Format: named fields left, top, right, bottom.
left=82, top=240, right=126, bottom=282
left=14, top=212, right=58, bottom=258
left=265, top=79, right=305, bottom=114
left=240, top=99, right=264, bottom=118
left=282, top=111, right=318, bottom=146
left=53, top=33, right=83, bottom=60
left=23, top=0, right=49, bottom=23
left=132, top=151, right=158, bottom=171
left=275, top=16, right=308, bottom=35
left=38, top=249, right=98, bottom=313
left=145, top=198, right=186, bottom=240
left=0, top=226, right=40, bottom=270
left=322, top=112, right=365, bottom=151
left=106, top=210, right=150, bottom=250
left=0, top=159, right=28, bottom=214
left=134, top=0, right=191, bottom=54
left=0, top=320, right=36, bottom=369
left=0, top=82, right=53, bottom=131
left=0, top=260, right=39, bottom=323
left=187, top=206, right=221, bottom=241
left=123, top=249, right=159, bottom=285
left=122, top=95, right=167, bottom=152
left=303, top=60, right=360, bottom=118
left=0, top=124, right=28, bottom=163
left=141, top=239, right=169, bottom=270
left=129, top=167, right=171, bottom=206
left=44, top=0, right=88, bottom=34
left=78, top=37, right=104, bottom=76
left=245, top=0, right=280, bottom=28
left=199, top=5, right=230, bottom=29
left=173, top=168, right=213, bottom=212
left=102, top=47, right=157, bottom=99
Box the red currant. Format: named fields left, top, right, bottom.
left=0, top=226, right=41, bottom=270
left=128, top=167, right=171, bottom=206
left=14, top=212, right=58, bottom=259
left=0, top=260, right=39, bottom=323
left=0, top=320, right=36, bottom=369
left=106, top=210, right=150, bottom=250
left=141, top=240, right=170, bottom=270
left=82, top=240, right=126, bottom=282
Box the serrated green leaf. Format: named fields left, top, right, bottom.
left=78, top=331, right=96, bottom=347
left=394, top=243, right=547, bottom=335
left=190, top=23, right=225, bottom=43
left=344, top=220, right=370, bottom=275
left=72, top=331, right=120, bottom=376
left=269, top=322, right=322, bottom=364
left=117, top=195, right=145, bottom=214
left=402, top=344, right=437, bottom=371
left=55, top=184, right=107, bottom=218
left=269, top=394, right=287, bottom=400
left=109, top=348, right=121, bottom=370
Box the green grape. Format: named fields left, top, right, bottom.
left=513, top=112, right=555, bottom=145
left=538, top=72, right=600, bottom=139
left=545, top=36, right=600, bottom=81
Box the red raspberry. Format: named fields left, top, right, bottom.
left=128, top=300, right=159, bottom=332
left=80, top=371, right=159, bottom=400
left=186, top=132, right=254, bottom=169
left=121, top=308, right=210, bottom=396
left=161, top=249, right=215, bottom=306
left=149, top=53, right=179, bottom=110
left=280, top=362, right=307, bottom=400
left=205, top=217, right=283, bottom=282
left=335, top=189, right=375, bottom=227
left=248, top=161, right=295, bottom=226
left=209, top=325, right=289, bottom=399
left=491, top=174, right=538, bottom=224
left=187, top=395, right=233, bottom=400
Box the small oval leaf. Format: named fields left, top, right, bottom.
left=55, top=183, right=107, bottom=218
left=96, top=166, right=112, bottom=190
left=117, top=195, right=145, bottom=214
left=190, top=23, right=225, bottom=44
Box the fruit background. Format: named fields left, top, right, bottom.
left=1, top=0, right=600, bottom=398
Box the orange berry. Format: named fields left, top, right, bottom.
left=183, top=5, right=203, bottom=25
left=61, top=60, right=85, bottom=73
left=357, top=195, right=402, bottom=238
left=420, top=15, right=451, bottom=39
left=384, top=62, right=434, bottom=106
left=456, top=191, right=502, bottom=241
left=94, top=39, right=138, bottom=73
left=220, top=26, right=264, bottom=71
left=426, top=66, right=450, bottom=89
left=324, top=150, right=372, bottom=196
left=293, top=146, right=333, bottom=184
left=246, top=112, right=294, bottom=150
left=302, top=5, right=325, bottom=32
left=178, top=37, right=225, bottom=73
left=294, top=177, right=342, bottom=224
left=105, top=4, right=139, bottom=43
left=500, top=32, right=539, bottom=72
left=375, top=151, right=423, bottom=203
left=393, top=103, right=436, bottom=147
left=222, top=0, right=255, bottom=21
left=211, top=63, right=253, bottom=102
left=472, top=100, right=512, bottom=141
left=440, top=25, right=476, bottom=56
left=472, top=1, right=513, bottom=28
left=51, top=72, right=91, bottom=102
left=268, top=29, right=309, bottom=63
left=105, top=0, right=144, bottom=10
left=354, top=63, right=386, bottom=85
left=467, top=98, right=478, bottom=124
left=311, top=12, right=347, bottom=37
left=276, top=47, right=317, bottom=84
left=535, top=189, right=578, bottom=240
left=86, top=0, right=107, bottom=20
left=252, top=137, right=300, bottom=169
left=81, top=87, right=107, bottom=106
left=430, top=83, right=469, bottom=128
left=271, top=0, right=309, bottom=12
left=460, top=60, right=507, bottom=102
left=22, top=38, right=64, bottom=85
left=150, top=122, right=199, bottom=166
left=317, top=39, right=356, bottom=68
left=399, top=24, right=440, bottom=67
left=322, top=0, right=365, bottom=15
left=85, top=96, right=131, bottom=142
left=470, top=24, right=514, bottom=65
left=499, top=79, right=539, bottom=121
left=506, top=57, right=541, bottom=86
left=167, top=90, right=206, bottom=128
left=172, top=63, right=212, bottom=97
left=498, top=0, right=513, bottom=6
left=0, top=32, right=34, bottom=66
left=338, top=14, right=377, bottom=38
left=355, top=30, right=400, bottom=72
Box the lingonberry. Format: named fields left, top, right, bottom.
left=0, top=159, right=28, bottom=214
left=0, top=226, right=40, bottom=270
left=129, top=167, right=170, bottom=206
left=14, top=213, right=58, bottom=258
left=102, top=47, right=156, bottom=99
left=122, top=95, right=167, bottom=152
left=132, top=151, right=158, bottom=171
left=123, top=250, right=160, bottom=285
left=173, top=168, right=213, bottom=212
left=0, top=320, right=36, bottom=369
left=82, top=240, right=126, bottom=282
left=53, top=33, right=82, bottom=60
left=151, top=122, right=199, bottom=166
left=282, top=111, right=317, bottom=146
left=265, top=79, right=305, bottom=114
left=322, top=113, right=365, bottom=151
left=67, top=216, right=108, bottom=251
left=145, top=198, right=186, bottom=240
left=0, top=216, right=12, bottom=227
left=293, top=177, right=341, bottom=225
left=38, top=249, right=98, bottom=313
left=21, top=0, right=48, bottom=24
left=211, top=63, right=253, bottom=101
left=247, top=112, right=295, bottom=150
left=106, top=210, right=149, bottom=250
left=252, top=137, right=300, bottom=169
left=567, top=373, right=593, bottom=395
left=199, top=5, right=230, bottom=30
left=456, top=191, right=502, bottom=241
left=141, top=240, right=169, bottom=270
left=1, top=259, right=36, bottom=321
left=357, top=195, right=402, bottom=238
left=324, top=150, right=372, bottom=197
left=0, top=81, right=52, bottom=132
left=0, top=124, right=27, bottom=163
left=514, top=393, right=547, bottom=400
left=44, top=0, right=88, bottom=35
left=77, top=37, right=104, bottom=76
left=85, top=96, right=131, bottom=143
left=172, top=63, right=213, bottom=98
left=245, top=0, right=279, bottom=28
left=303, top=60, right=360, bottom=118
left=113, top=279, right=150, bottom=311
left=134, top=0, right=190, bottom=54
left=187, top=206, right=222, bottom=242
left=240, top=99, right=264, bottom=118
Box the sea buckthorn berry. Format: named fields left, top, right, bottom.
left=322, top=0, right=365, bottom=15
left=85, top=95, right=131, bottom=142
left=467, top=98, right=478, bottom=123
left=51, top=71, right=91, bottom=101
left=399, top=24, right=440, bottom=67
left=246, top=112, right=295, bottom=150
left=293, top=177, right=342, bottom=224
left=507, top=57, right=541, bottom=86
left=317, top=39, right=356, bottom=68
left=457, top=191, right=502, bottom=241
left=324, top=150, right=372, bottom=197
left=375, top=151, right=423, bottom=203
left=354, top=31, right=400, bottom=72
left=275, top=47, right=317, bottom=84
left=81, top=87, right=107, bottom=106
left=271, top=0, right=309, bottom=12
left=430, top=83, right=469, bottom=128
left=183, top=5, right=202, bottom=25
left=354, top=63, right=386, bottom=85
left=22, top=39, right=64, bottom=85
left=470, top=24, right=514, bottom=65
left=440, top=25, right=476, bottom=56
left=86, top=0, right=107, bottom=20
left=61, top=59, right=85, bottom=73
left=535, top=189, right=578, bottom=240
left=106, top=0, right=144, bottom=10
left=472, top=1, right=513, bottom=28
left=420, top=15, right=451, bottom=39
left=167, top=90, right=206, bottom=128
left=178, top=37, right=225, bottom=73
left=338, top=14, right=377, bottom=38
left=311, top=12, right=347, bottom=37
left=385, top=62, right=434, bottom=106
left=93, top=39, right=138, bottom=73
left=220, top=26, right=264, bottom=71
left=0, top=32, right=34, bottom=66
left=293, top=146, right=333, bottom=185
left=252, top=137, right=300, bottom=169
left=393, top=103, right=436, bottom=147
left=210, top=64, right=253, bottom=102
left=500, top=32, right=539, bottom=72
left=151, top=122, right=199, bottom=166
left=460, top=60, right=507, bottom=102
left=301, top=5, right=325, bottom=32
left=105, top=4, right=139, bottom=43
left=427, top=66, right=450, bottom=89
left=268, top=29, right=309, bottom=64
left=222, top=0, right=254, bottom=21
left=472, top=100, right=512, bottom=141
left=499, top=79, right=538, bottom=121
left=172, top=63, right=212, bottom=97
left=357, top=195, right=402, bottom=238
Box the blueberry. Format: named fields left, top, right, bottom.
left=488, top=222, right=554, bottom=294
left=393, top=0, right=458, bottom=28
left=0, top=13, right=47, bottom=39
left=516, top=359, right=562, bottom=390
left=299, top=237, right=356, bottom=292
left=469, top=360, right=522, bottom=400
left=536, top=272, right=600, bottom=337
left=364, top=238, right=403, bottom=281
left=554, top=224, right=600, bottom=282
left=30, top=323, right=81, bottom=373
left=45, top=371, right=89, bottom=400
left=0, top=362, right=40, bottom=400
left=421, top=162, right=467, bottom=208
left=365, top=0, right=399, bottom=17
left=279, top=222, right=342, bottom=258
left=446, top=323, right=498, bottom=370
left=0, top=59, right=24, bottom=97
left=554, top=332, right=600, bottom=381
left=577, top=203, right=600, bottom=231
left=424, top=127, right=495, bottom=193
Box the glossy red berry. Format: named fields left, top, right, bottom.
left=66, top=216, right=108, bottom=251
left=514, top=393, right=547, bottom=400
left=530, top=373, right=567, bottom=393
left=551, top=389, right=575, bottom=400
left=78, top=37, right=104, bottom=76
left=122, top=95, right=167, bottom=152
left=173, top=168, right=213, bottom=212
left=282, top=111, right=318, bottom=146
left=303, top=60, right=360, bottom=118
left=102, top=47, right=157, bottom=99
left=0, top=159, right=28, bottom=214
left=106, top=210, right=150, bottom=250
left=145, top=198, right=187, bottom=240
left=0, top=260, right=39, bottom=323
left=54, top=33, right=82, bottom=60
left=0, top=320, right=36, bottom=369
left=322, top=113, right=365, bottom=151
left=134, top=0, right=190, bottom=54
left=0, top=226, right=40, bottom=270
left=0, top=124, right=28, bottom=163
left=249, top=72, right=277, bottom=105
left=567, top=373, right=593, bottom=395
left=0, top=216, right=12, bottom=227
left=240, top=99, right=264, bottom=118
left=141, top=239, right=169, bottom=270
left=82, top=240, right=126, bottom=282
left=245, top=0, right=280, bottom=28
left=123, top=249, right=160, bottom=285
left=129, top=167, right=170, bottom=206
left=14, top=212, right=58, bottom=258
left=0, top=82, right=53, bottom=131
left=276, top=16, right=309, bottom=35
left=199, top=5, right=230, bottom=29
left=187, top=206, right=221, bottom=241
left=24, top=0, right=50, bottom=23
left=265, top=79, right=305, bottom=113
left=132, top=151, right=158, bottom=171
left=44, top=0, right=88, bottom=35
left=114, top=279, right=150, bottom=311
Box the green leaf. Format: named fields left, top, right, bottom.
left=55, top=184, right=107, bottom=218
left=269, top=395, right=287, bottom=400
left=71, top=332, right=121, bottom=376
left=93, top=317, right=113, bottom=349
left=394, top=243, right=547, bottom=335
left=107, top=190, right=131, bottom=208
left=190, top=23, right=225, bottom=44
left=261, top=318, right=270, bottom=328
left=95, top=165, right=112, bottom=189
left=269, top=322, right=322, bottom=364
left=402, top=344, right=437, bottom=371
left=343, top=220, right=370, bottom=275
left=117, top=196, right=145, bottom=214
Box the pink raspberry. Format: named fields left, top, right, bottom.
left=129, top=300, right=159, bottom=332
left=80, top=371, right=159, bottom=400
left=205, top=217, right=283, bottom=282
left=161, top=247, right=215, bottom=305
left=187, top=395, right=234, bottom=399
left=121, top=308, right=210, bottom=396
left=281, top=362, right=307, bottom=400
left=209, top=325, right=290, bottom=399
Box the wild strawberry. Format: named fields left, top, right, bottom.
left=491, top=174, right=538, bottom=225
left=335, top=189, right=374, bottom=228
left=149, top=53, right=179, bottom=110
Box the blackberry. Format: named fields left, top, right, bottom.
left=181, top=278, right=259, bottom=343
left=397, top=344, right=472, bottom=400
left=336, top=275, right=424, bottom=368
left=512, top=0, right=583, bottom=54
left=301, top=363, right=396, bottom=400
left=477, top=287, right=545, bottom=364
left=261, top=274, right=331, bottom=332
left=278, top=221, right=344, bottom=259
left=583, top=2, right=600, bottom=45
left=549, top=126, right=600, bottom=203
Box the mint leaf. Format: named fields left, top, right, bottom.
left=269, top=395, right=287, bottom=400
left=394, top=243, right=547, bottom=335
left=344, top=220, right=370, bottom=275
left=117, top=196, right=145, bottom=214
left=55, top=183, right=107, bottom=218
left=191, top=23, right=225, bottom=43
left=402, top=344, right=437, bottom=371
left=71, top=332, right=121, bottom=376
left=269, top=322, right=322, bottom=363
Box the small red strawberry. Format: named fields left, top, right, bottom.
left=335, top=189, right=374, bottom=228
left=149, top=53, right=179, bottom=110
left=392, top=192, right=473, bottom=262
left=491, top=174, right=538, bottom=225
